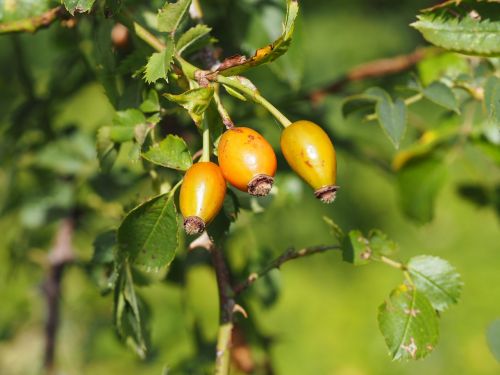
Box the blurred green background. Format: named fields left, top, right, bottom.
left=0, top=0, right=499, bottom=374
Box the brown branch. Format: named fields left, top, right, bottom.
left=210, top=242, right=235, bottom=375
left=308, top=47, right=438, bottom=103
left=42, top=218, right=75, bottom=375
left=233, top=245, right=342, bottom=295
left=0, top=7, right=66, bottom=35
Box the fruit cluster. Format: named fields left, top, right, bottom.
left=180, top=120, right=338, bottom=234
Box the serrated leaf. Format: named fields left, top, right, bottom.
left=63, top=0, right=96, bottom=15
left=157, top=0, right=191, bottom=33
left=164, top=87, right=214, bottom=126
left=411, top=14, right=500, bottom=57
left=216, top=0, right=299, bottom=76
left=117, top=193, right=179, bottom=268
left=368, top=229, right=398, bottom=256
left=423, top=81, right=459, bottom=113
left=487, top=319, right=500, bottom=362
left=378, top=284, right=439, bottom=360
left=343, top=229, right=398, bottom=265
left=176, top=24, right=212, bottom=54
left=144, top=41, right=174, bottom=84
left=408, top=255, right=463, bottom=312
left=397, top=155, right=447, bottom=223
left=485, top=75, right=500, bottom=125
left=375, top=94, right=407, bottom=149
left=142, top=135, right=192, bottom=170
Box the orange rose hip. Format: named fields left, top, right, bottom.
left=218, top=127, right=277, bottom=196
left=179, top=162, right=226, bottom=234
left=280, top=120, right=338, bottom=203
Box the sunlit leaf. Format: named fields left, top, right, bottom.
left=142, top=135, right=192, bottom=170
left=216, top=0, right=299, bottom=76
left=144, top=40, right=174, bottom=83
left=411, top=14, right=500, bottom=57
left=117, top=193, right=179, bottom=269
left=176, top=24, right=212, bottom=54
left=63, top=0, right=96, bottom=15
left=164, top=87, right=214, bottom=126
left=378, top=284, right=439, bottom=360
left=157, top=0, right=191, bottom=33
left=408, top=255, right=463, bottom=312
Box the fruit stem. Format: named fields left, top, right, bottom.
left=214, top=85, right=235, bottom=129
left=216, top=75, right=292, bottom=128
left=201, top=125, right=211, bottom=162
left=132, top=22, right=165, bottom=52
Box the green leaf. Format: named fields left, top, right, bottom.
left=397, top=156, right=447, bottom=224
left=373, top=92, right=407, bottom=149
left=164, top=87, right=214, bottom=126
left=368, top=229, right=398, bottom=257
left=157, top=0, right=192, bottom=33
left=378, top=284, right=439, bottom=360
left=96, top=127, right=119, bottom=171
left=343, top=229, right=398, bottom=265
left=408, top=255, right=463, bottom=312
left=487, top=319, right=500, bottom=362
left=117, top=193, right=179, bottom=269
left=484, top=75, right=500, bottom=125
left=176, top=24, right=212, bottom=54
left=144, top=41, right=175, bottom=84
left=114, top=109, right=147, bottom=127
left=91, top=230, right=119, bottom=294
left=423, top=81, right=459, bottom=113
left=411, top=14, right=500, bottom=57
left=140, top=90, right=160, bottom=113
left=114, top=264, right=150, bottom=358
left=142, top=135, right=192, bottom=170
left=343, top=230, right=372, bottom=266
left=216, top=0, right=299, bottom=76
left=63, top=0, right=96, bottom=15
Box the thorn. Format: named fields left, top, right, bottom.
left=233, top=304, right=248, bottom=318
left=189, top=231, right=213, bottom=251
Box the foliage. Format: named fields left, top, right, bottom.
left=0, top=0, right=499, bottom=374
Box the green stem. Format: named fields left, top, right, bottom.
left=175, top=55, right=199, bottom=80
left=201, top=126, right=211, bottom=162
left=379, top=255, right=406, bottom=270
left=216, top=75, right=292, bottom=128
left=214, top=86, right=235, bottom=129
left=215, top=323, right=233, bottom=375
left=132, top=22, right=165, bottom=52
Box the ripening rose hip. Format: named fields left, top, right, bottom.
left=280, top=120, right=338, bottom=203
left=218, top=127, right=277, bottom=196
left=179, top=162, right=226, bottom=234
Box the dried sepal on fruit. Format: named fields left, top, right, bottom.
left=218, top=127, right=277, bottom=196
left=179, top=162, right=227, bottom=234
left=280, top=120, right=338, bottom=203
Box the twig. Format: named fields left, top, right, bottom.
left=210, top=242, right=236, bottom=375
left=42, top=218, right=75, bottom=375
left=307, top=47, right=437, bottom=103
left=0, top=6, right=65, bottom=34
left=233, top=245, right=342, bottom=294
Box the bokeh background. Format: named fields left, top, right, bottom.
left=1, top=0, right=499, bottom=374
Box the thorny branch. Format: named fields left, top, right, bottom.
left=0, top=7, right=67, bottom=34
left=42, top=218, right=75, bottom=375
left=307, top=47, right=438, bottom=103
left=233, top=245, right=342, bottom=295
